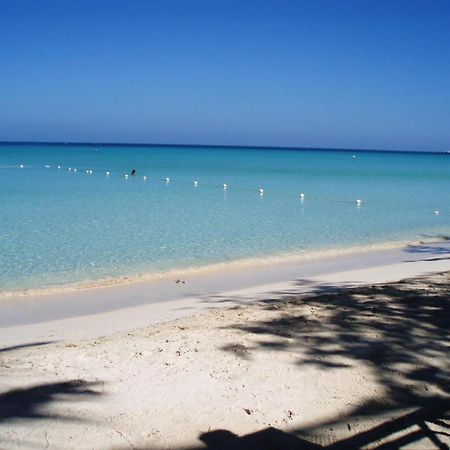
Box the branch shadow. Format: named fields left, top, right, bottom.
left=0, top=341, right=105, bottom=447
left=0, top=380, right=103, bottom=423
left=138, top=398, right=449, bottom=449
left=0, top=341, right=56, bottom=354
left=135, top=271, right=450, bottom=449
left=403, top=237, right=450, bottom=262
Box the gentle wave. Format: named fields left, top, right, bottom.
left=0, top=237, right=428, bottom=300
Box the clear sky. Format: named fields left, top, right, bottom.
left=0, top=0, right=449, bottom=151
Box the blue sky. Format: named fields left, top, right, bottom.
left=0, top=0, right=449, bottom=151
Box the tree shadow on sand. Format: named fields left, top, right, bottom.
left=0, top=379, right=104, bottom=449
left=0, top=380, right=103, bottom=423
left=0, top=341, right=56, bottom=354
left=0, top=341, right=104, bottom=447
left=404, top=236, right=450, bottom=262
left=138, top=271, right=450, bottom=449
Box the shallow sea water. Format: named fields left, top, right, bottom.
left=1, top=144, right=449, bottom=292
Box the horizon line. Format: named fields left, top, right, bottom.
left=0, top=140, right=448, bottom=155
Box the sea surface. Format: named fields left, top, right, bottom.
left=1, top=144, right=449, bottom=294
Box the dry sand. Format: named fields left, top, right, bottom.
left=0, top=260, right=449, bottom=448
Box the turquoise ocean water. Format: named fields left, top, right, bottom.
left=1, top=144, right=449, bottom=294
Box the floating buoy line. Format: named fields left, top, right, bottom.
left=12, top=163, right=445, bottom=214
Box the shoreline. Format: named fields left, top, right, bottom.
left=1, top=239, right=450, bottom=347
left=0, top=236, right=443, bottom=300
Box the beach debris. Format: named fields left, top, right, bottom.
left=175, top=279, right=187, bottom=285
left=244, top=408, right=253, bottom=415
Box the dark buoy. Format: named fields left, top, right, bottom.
left=131, top=169, right=136, bottom=176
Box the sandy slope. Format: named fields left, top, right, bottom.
left=0, top=269, right=448, bottom=449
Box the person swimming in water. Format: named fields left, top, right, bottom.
left=131, top=169, right=136, bottom=176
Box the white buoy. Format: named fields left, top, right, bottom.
left=143, top=176, right=147, bottom=181
left=223, top=183, right=227, bottom=190
left=193, top=180, right=198, bottom=186
left=57, top=165, right=61, bottom=169
left=20, top=164, right=24, bottom=169
left=89, top=170, right=93, bottom=174
left=124, top=174, right=129, bottom=179
left=434, top=210, right=440, bottom=215
left=259, top=188, right=264, bottom=195
left=106, top=171, right=110, bottom=176
left=356, top=199, right=362, bottom=205
left=300, top=193, right=305, bottom=199
left=68, top=167, right=72, bottom=171
left=86, top=169, right=89, bottom=174
left=45, top=165, right=50, bottom=168
left=73, top=168, right=77, bottom=173
left=165, top=177, right=170, bottom=183
left=352, top=155, right=356, bottom=159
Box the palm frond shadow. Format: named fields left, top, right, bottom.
left=0, top=380, right=103, bottom=423
left=138, top=271, right=450, bottom=449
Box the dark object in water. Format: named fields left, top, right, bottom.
left=131, top=169, right=136, bottom=175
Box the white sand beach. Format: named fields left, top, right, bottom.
left=0, top=241, right=449, bottom=449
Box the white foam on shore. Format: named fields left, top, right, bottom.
left=0, top=237, right=439, bottom=300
